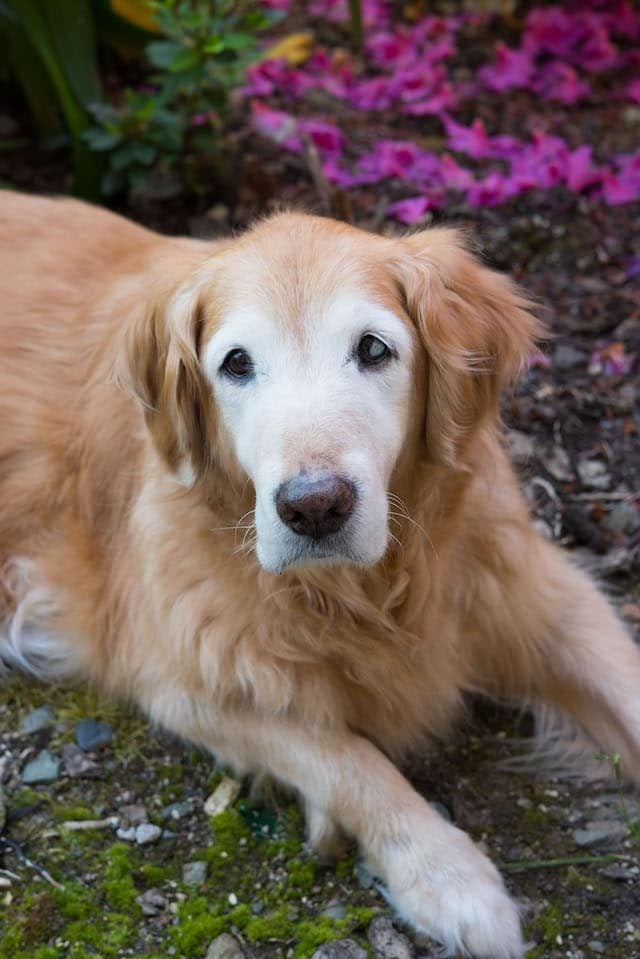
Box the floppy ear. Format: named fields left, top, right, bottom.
left=113, top=278, right=214, bottom=482
left=394, top=228, right=541, bottom=468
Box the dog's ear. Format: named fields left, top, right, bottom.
left=113, top=278, right=214, bottom=482
left=394, top=228, right=540, bottom=468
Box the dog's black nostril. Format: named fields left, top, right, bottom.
left=275, top=472, right=356, bottom=539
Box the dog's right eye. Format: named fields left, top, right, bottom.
left=221, top=349, right=253, bottom=380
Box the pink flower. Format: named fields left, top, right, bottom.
left=566, top=146, right=602, bottom=192
left=524, top=7, right=574, bottom=58
left=533, top=62, right=590, bottom=105
left=626, top=79, right=640, bottom=103
left=251, top=102, right=301, bottom=151
left=478, top=43, right=534, bottom=92
left=602, top=170, right=640, bottom=205
left=387, top=196, right=440, bottom=224
left=528, top=350, right=551, bottom=370
left=466, top=172, right=512, bottom=207
left=443, top=116, right=489, bottom=159
left=440, top=154, right=474, bottom=191
left=300, top=119, right=344, bottom=156
left=589, top=343, right=634, bottom=376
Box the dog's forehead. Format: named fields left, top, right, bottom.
left=202, top=214, right=405, bottom=343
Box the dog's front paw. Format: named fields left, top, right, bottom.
left=373, top=820, right=525, bottom=959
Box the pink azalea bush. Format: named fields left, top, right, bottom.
left=246, top=0, right=640, bottom=222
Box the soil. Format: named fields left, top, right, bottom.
left=1, top=3, right=639, bottom=957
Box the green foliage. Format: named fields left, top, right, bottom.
left=85, top=0, right=279, bottom=198
left=0, top=0, right=104, bottom=198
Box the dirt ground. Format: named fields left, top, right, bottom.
left=1, top=3, right=640, bottom=957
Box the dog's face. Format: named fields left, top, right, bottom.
left=119, top=215, right=537, bottom=574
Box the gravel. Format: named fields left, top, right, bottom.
left=22, top=749, right=60, bottom=784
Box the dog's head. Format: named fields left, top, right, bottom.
left=117, top=214, right=538, bottom=574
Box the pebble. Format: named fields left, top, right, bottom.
left=553, top=344, right=586, bottom=370
left=572, top=819, right=628, bottom=847
left=431, top=801, right=453, bottom=823
left=116, top=826, right=136, bottom=842
left=135, top=823, right=162, bottom=845
left=136, top=888, right=167, bottom=916
left=600, top=863, right=637, bottom=881
left=588, top=942, right=605, bottom=954
left=22, top=749, right=60, bottom=784
left=205, top=932, right=245, bottom=959
left=161, top=801, right=190, bottom=821
left=20, top=706, right=55, bottom=735
left=354, top=858, right=376, bottom=889
left=204, top=776, right=242, bottom=817
left=75, top=719, right=113, bottom=751
left=311, top=941, right=368, bottom=959
left=576, top=458, right=611, bottom=491
left=182, top=861, right=208, bottom=886
left=542, top=446, right=574, bottom=482
left=368, top=916, right=415, bottom=959
left=506, top=430, right=535, bottom=464
left=120, top=804, right=148, bottom=826
left=603, top=501, right=640, bottom=535
left=61, top=743, right=100, bottom=779
left=321, top=900, right=348, bottom=920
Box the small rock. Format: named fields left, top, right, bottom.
left=136, top=888, right=167, bottom=916
left=120, top=804, right=148, bottom=826
left=542, top=446, right=574, bottom=482
left=603, top=502, right=640, bottom=535
left=553, top=344, right=586, bottom=370
left=182, top=861, right=208, bottom=886
left=21, top=706, right=55, bottom=735
left=204, top=776, right=242, bottom=817
left=576, top=458, right=611, bottom=491
left=135, top=823, right=162, bottom=845
left=368, top=916, right=414, bottom=959
left=431, top=801, right=453, bottom=823
left=588, top=942, right=605, bottom=954
left=75, top=719, right=113, bottom=751
left=321, top=900, right=348, bottom=921
left=161, top=801, right=190, bottom=821
left=311, top=941, right=368, bottom=959
left=600, top=863, right=636, bottom=881
left=22, top=750, right=60, bottom=784
left=61, top=743, right=100, bottom=779
left=532, top=518, right=553, bottom=540
left=251, top=900, right=264, bottom=914
left=116, top=826, right=136, bottom=842
left=205, top=932, right=245, bottom=959
left=506, top=430, right=535, bottom=464
left=354, top=858, right=376, bottom=889
left=0, top=784, right=5, bottom=832
left=572, top=819, right=628, bottom=847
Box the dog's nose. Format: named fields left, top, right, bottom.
left=276, top=472, right=356, bottom=538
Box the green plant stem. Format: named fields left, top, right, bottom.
left=501, top=853, right=629, bottom=873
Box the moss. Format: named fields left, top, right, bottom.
left=284, top=857, right=317, bottom=896
left=140, top=861, right=176, bottom=885
left=102, top=842, right=141, bottom=912
left=245, top=904, right=293, bottom=941
left=51, top=803, right=95, bottom=822
left=244, top=904, right=377, bottom=957
left=169, top=897, right=228, bottom=956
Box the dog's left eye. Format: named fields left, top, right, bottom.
left=221, top=348, right=253, bottom=380
left=357, top=334, right=392, bottom=368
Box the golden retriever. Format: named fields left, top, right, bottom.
left=1, top=191, right=639, bottom=958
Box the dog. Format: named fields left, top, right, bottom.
left=1, top=191, right=639, bottom=958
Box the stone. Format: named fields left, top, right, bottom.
left=120, top=804, right=148, bottom=826
left=321, top=901, right=348, bottom=920
left=205, top=932, right=245, bottom=959
left=431, top=801, right=453, bottom=823
left=603, top=502, right=640, bottom=535
left=61, top=743, right=100, bottom=779
left=600, top=863, right=637, bottom=881
left=572, top=819, right=628, bottom=847
left=553, top=344, right=586, bottom=370
left=368, top=916, right=414, bottom=959
left=136, top=888, right=167, bottom=916
left=311, top=941, right=368, bottom=959
left=182, top=861, right=208, bottom=886
left=542, top=446, right=574, bottom=482
left=576, top=458, right=610, bottom=491
left=75, top=719, right=113, bottom=751
left=135, top=823, right=162, bottom=845
left=20, top=706, right=55, bottom=735
left=204, top=776, right=242, bottom=817
left=116, top=826, right=136, bottom=842
left=161, top=801, right=190, bottom=821
left=22, top=750, right=60, bottom=784
left=588, top=942, right=605, bottom=954
left=506, top=430, right=534, bottom=464
left=354, top=858, right=376, bottom=889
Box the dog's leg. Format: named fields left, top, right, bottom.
left=470, top=536, right=640, bottom=782
left=184, top=715, right=524, bottom=958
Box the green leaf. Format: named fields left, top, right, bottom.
left=168, top=47, right=200, bottom=72
left=223, top=32, right=255, bottom=52
left=146, top=39, right=181, bottom=68
left=83, top=127, right=122, bottom=151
